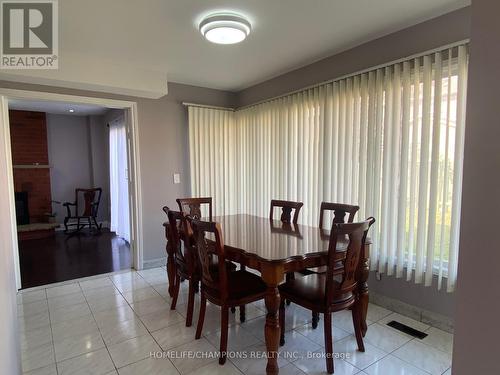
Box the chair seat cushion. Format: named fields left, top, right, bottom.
left=279, top=274, right=353, bottom=309
left=205, top=270, right=267, bottom=302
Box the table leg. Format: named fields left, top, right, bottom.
left=262, top=264, right=284, bottom=375
left=264, top=286, right=280, bottom=375
left=164, top=225, right=176, bottom=298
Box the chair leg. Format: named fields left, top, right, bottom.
left=324, top=312, right=334, bottom=374
left=230, top=307, right=236, bottom=313
left=195, top=294, right=207, bottom=339
left=219, top=306, right=229, bottom=365
left=88, top=218, right=92, bottom=232
left=239, top=305, right=246, bottom=323
left=352, top=302, right=365, bottom=352
left=312, top=312, right=320, bottom=329
left=279, top=299, right=286, bottom=346
left=170, top=274, right=181, bottom=310
left=186, top=279, right=196, bottom=327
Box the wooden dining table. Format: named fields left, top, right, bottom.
left=164, top=214, right=371, bottom=375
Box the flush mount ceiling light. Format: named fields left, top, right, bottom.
left=199, top=13, right=251, bottom=44
left=68, top=109, right=75, bottom=113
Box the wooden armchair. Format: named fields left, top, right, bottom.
left=63, top=188, right=102, bottom=234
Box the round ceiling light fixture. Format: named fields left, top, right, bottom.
left=199, top=13, right=251, bottom=44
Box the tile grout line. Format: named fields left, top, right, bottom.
left=81, top=275, right=121, bottom=374
left=362, top=314, right=436, bottom=375
left=49, top=283, right=109, bottom=371
left=45, top=287, right=60, bottom=375
left=110, top=270, right=183, bottom=374
left=21, top=268, right=452, bottom=375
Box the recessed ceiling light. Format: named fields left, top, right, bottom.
left=199, top=13, right=251, bottom=44
left=69, top=109, right=74, bottom=113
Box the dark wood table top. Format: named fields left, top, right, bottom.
left=208, top=214, right=351, bottom=265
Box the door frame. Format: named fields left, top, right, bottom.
left=0, top=88, right=144, bottom=290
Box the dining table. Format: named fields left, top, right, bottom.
left=164, top=214, right=371, bottom=375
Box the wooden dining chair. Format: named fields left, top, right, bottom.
left=319, top=202, right=360, bottom=229
left=163, top=207, right=198, bottom=327
left=279, top=217, right=375, bottom=374
left=190, top=218, right=267, bottom=365
left=269, top=199, right=303, bottom=224
left=302, top=202, right=361, bottom=328
left=270, top=200, right=304, bottom=306
left=177, top=197, right=212, bottom=220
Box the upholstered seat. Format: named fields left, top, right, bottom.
left=204, top=270, right=267, bottom=303
left=279, top=274, right=353, bottom=311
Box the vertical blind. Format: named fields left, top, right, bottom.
left=188, top=44, right=468, bottom=292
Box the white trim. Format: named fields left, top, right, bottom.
left=0, top=88, right=144, bottom=289
left=182, top=102, right=235, bottom=111
left=127, top=102, right=144, bottom=270
left=0, top=96, right=21, bottom=289
left=142, top=257, right=166, bottom=270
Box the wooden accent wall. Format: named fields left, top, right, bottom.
left=9, top=110, right=52, bottom=223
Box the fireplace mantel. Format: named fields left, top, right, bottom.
left=13, top=164, right=51, bottom=169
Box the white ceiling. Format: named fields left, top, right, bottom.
left=8, top=99, right=109, bottom=116
left=0, top=0, right=470, bottom=96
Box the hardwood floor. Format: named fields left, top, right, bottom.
left=19, top=229, right=131, bottom=289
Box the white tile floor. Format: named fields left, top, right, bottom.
left=17, top=267, right=453, bottom=375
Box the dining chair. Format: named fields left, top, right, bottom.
left=163, top=207, right=198, bottom=327
left=319, top=202, right=360, bottom=229
left=270, top=200, right=304, bottom=307
left=279, top=217, right=375, bottom=374
left=190, top=218, right=267, bottom=365
left=269, top=199, right=303, bottom=224
left=177, top=197, right=212, bottom=220
left=304, top=202, right=362, bottom=328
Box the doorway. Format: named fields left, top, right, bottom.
left=0, top=89, right=143, bottom=290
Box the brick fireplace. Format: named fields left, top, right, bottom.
left=10, top=110, right=57, bottom=240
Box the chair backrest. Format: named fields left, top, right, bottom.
left=269, top=199, right=304, bottom=224
left=190, top=218, right=228, bottom=301
left=325, top=217, right=375, bottom=306
left=76, top=188, right=102, bottom=217
left=177, top=197, right=212, bottom=221
left=319, top=202, right=359, bottom=229
left=162, top=207, right=187, bottom=268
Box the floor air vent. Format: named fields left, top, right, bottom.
left=386, top=320, right=428, bottom=339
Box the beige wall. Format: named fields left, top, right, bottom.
left=0, top=80, right=236, bottom=265
left=47, top=114, right=111, bottom=224
left=453, top=0, right=500, bottom=373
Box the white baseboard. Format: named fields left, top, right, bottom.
left=143, top=257, right=166, bottom=269
left=370, top=291, right=454, bottom=333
